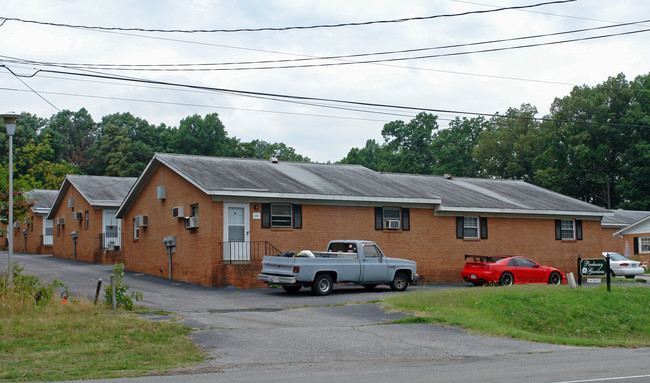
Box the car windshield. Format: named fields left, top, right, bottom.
left=606, top=253, right=628, bottom=262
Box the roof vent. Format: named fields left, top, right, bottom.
left=270, top=157, right=279, bottom=164
left=444, top=174, right=453, bottom=179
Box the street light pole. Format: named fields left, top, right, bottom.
left=1, top=112, right=21, bottom=286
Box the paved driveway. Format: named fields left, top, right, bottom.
left=5, top=252, right=650, bottom=382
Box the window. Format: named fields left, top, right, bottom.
left=383, top=207, right=400, bottom=229
left=362, top=245, right=381, bottom=258
left=84, top=210, right=89, bottom=230
left=463, top=217, right=479, bottom=239
left=261, top=203, right=302, bottom=229
left=271, top=204, right=292, bottom=227
left=191, top=204, right=199, bottom=217
left=554, top=219, right=582, bottom=240
left=456, top=216, right=488, bottom=239
left=560, top=220, right=574, bottom=239
left=374, top=207, right=410, bottom=231
left=133, top=218, right=139, bottom=240
left=641, top=237, right=650, bottom=254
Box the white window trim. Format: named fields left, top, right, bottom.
left=463, top=216, right=480, bottom=239
left=382, top=207, right=401, bottom=229
left=560, top=219, right=575, bottom=240
left=271, top=203, right=293, bottom=228
left=640, top=237, right=650, bottom=254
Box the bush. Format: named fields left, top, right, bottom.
left=103, top=263, right=142, bottom=310
left=1, top=264, right=67, bottom=313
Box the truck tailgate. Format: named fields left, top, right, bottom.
left=260, top=256, right=297, bottom=276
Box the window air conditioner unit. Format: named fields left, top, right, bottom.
left=185, top=216, right=199, bottom=229
left=13, top=221, right=21, bottom=228
left=172, top=206, right=184, bottom=218
left=386, top=219, right=401, bottom=230
left=135, top=215, right=148, bottom=227
left=55, top=217, right=65, bottom=225
left=72, top=211, right=82, bottom=220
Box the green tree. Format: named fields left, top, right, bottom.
left=40, top=108, right=97, bottom=173
left=14, top=138, right=79, bottom=189
left=168, top=113, right=235, bottom=157
left=431, top=116, right=489, bottom=177
left=381, top=112, right=438, bottom=174
left=474, top=104, right=542, bottom=182
left=235, top=139, right=310, bottom=162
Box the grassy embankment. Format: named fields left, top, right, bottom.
left=383, top=284, right=649, bottom=347
left=0, top=268, right=203, bottom=382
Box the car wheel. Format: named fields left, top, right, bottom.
left=548, top=272, right=562, bottom=285
left=389, top=272, right=409, bottom=291
left=282, top=285, right=302, bottom=294
left=362, top=284, right=377, bottom=290
left=499, top=272, right=514, bottom=286
left=312, top=274, right=333, bottom=296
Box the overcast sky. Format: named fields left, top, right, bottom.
left=1, top=0, right=649, bottom=162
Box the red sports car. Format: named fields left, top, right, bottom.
left=461, top=255, right=565, bottom=286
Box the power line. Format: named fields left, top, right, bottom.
left=2, top=64, right=61, bottom=112
left=3, top=18, right=646, bottom=71
left=0, top=1, right=576, bottom=33
left=17, top=67, right=649, bottom=130
left=5, top=26, right=647, bottom=73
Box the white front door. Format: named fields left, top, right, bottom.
left=223, top=203, right=250, bottom=261
left=103, top=209, right=121, bottom=248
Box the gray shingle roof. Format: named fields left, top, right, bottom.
left=48, top=175, right=137, bottom=219
left=382, top=173, right=607, bottom=217
left=25, top=189, right=58, bottom=215
left=117, top=153, right=608, bottom=219
left=603, top=210, right=650, bottom=228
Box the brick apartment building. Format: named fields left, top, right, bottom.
left=47, top=175, right=136, bottom=264
left=11, top=189, right=57, bottom=254
left=611, top=213, right=650, bottom=266
left=601, top=210, right=650, bottom=256
left=116, top=153, right=607, bottom=288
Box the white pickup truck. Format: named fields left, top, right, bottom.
left=258, top=240, right=418, bottom=295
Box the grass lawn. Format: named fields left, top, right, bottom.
left=382, top=285, right=650, bottom=347
left=1, top=267, right=204, bottom=382
left=0, top=299, right=203, bottom=382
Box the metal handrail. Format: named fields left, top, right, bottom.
left=219, top=241, right=282, bottom=264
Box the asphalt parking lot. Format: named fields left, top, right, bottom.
left=5, top=252, right=650, bottom=383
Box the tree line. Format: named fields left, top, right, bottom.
left=0, top=111, right=310, bottom=191
left=0, top=72, right=648, bottom=215
left=340, top=73, right=650, bottom=210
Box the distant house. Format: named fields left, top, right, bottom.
left=601, top=210, right=650, bottom=256
left=611, top=212, right=650, bottom=265
left=47, top=175, right=136, bottom=264
left=11, top=189, right=57, bottom=254
left=116, top=153, right=607, bottom=288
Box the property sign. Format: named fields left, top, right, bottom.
left=581, top=259, right=607, bottom=276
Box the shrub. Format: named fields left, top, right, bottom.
left=103, top=263, right=142, bottom=310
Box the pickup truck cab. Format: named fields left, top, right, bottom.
left=258, top=240, right=418, bottom=295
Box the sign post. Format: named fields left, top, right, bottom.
left=580, top=258, right=611, bottom=291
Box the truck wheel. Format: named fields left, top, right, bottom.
left=312, top=274, right=333, bottom=296
left=282, top=285, right=302, bottom=294
left=389, top=272, right=409, bottom=291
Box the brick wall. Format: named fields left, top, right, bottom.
left=122, top=164, right=219, bottom=286
left=601, top=227, right=625, bottom=254
left=51, top=186, right=103, bottom=262
left=250, top=205, right=602, bottom=284
left=12, top=214, right=52, bottom=254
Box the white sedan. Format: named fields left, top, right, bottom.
left=601, top=252, right=645, bottom=278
